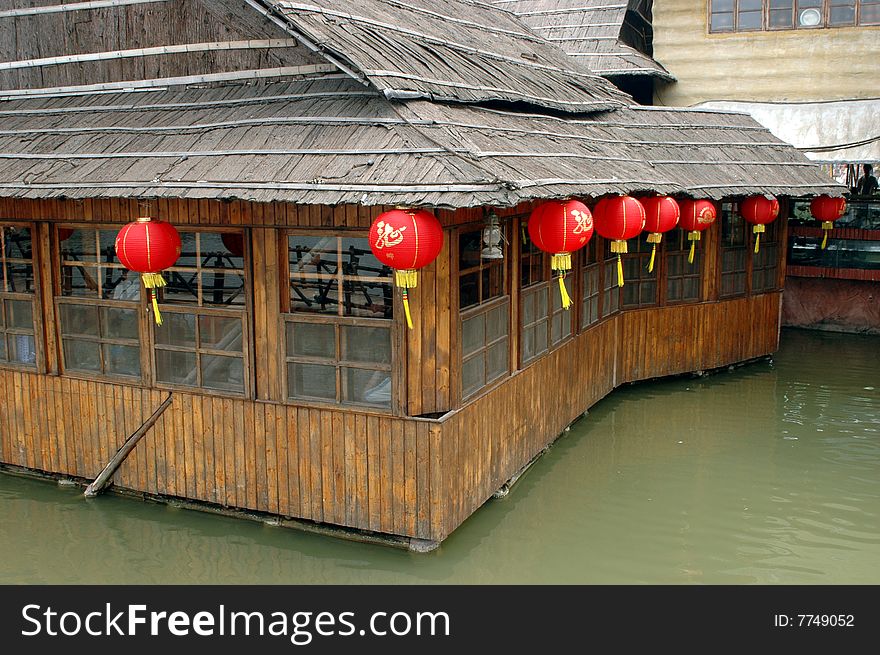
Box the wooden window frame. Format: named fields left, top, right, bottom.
left=619, top=239, right=660, bottom=310
left=580, top=240, right=602, bottom=330
left=460, top=296, right=511, bottom=400
left=708, top=0, right=878, bottom=33
left=281, top=230, right=399, bottom=413
left=750, top=219, right=781, bottom=293
left=663, top=230, right=704, bottom=305
left=53, top=224, right=253, bottom=398
left=0, top=222, right=42, bottom=372
left=601, top=247, right=621, bottom=320
left=458, top=225, right=508, bottom=311
left=153, top=228, right=251, bottom=397
left=718, top=203, right=750, bottom=299
left=55, top=225, right=146, bottom=381
left=517, top=217, right=575, bottom=368
left=455, top=222, right=511, bottom=402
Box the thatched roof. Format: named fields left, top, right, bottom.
left=495, top=0, right=673, bottom=80
left=261, top=0, right=632, bottom=112
left=0, top=78, right=844, bottom=207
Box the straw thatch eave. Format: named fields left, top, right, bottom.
left=0, top=79, right=844, bottom=208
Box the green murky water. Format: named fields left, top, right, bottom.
left=2, top=328, right=878, bottom=584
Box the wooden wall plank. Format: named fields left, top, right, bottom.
left=333, top=410, right=346, bottom=525
left=308, top=408, right=323, bottom=522
left=262, top=403, right=277, bottom=514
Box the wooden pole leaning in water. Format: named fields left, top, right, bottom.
left=84, top=394, right=173, bottom=498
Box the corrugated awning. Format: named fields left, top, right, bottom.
left=694, top=99, right=880, bottom=164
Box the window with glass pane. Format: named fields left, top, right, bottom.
left=720, top=204, right=749, bottom=297
left=665, top=231, right=703, bottom=304
left=459, top=227, right=505, bottom=310
left=462, top=300, right=509, bottom=399
left=710, top=0, right=878, bottom=31
left=602, top=254, right=620, bottom=318
left=581, top=241, right=600, bottom=329
left=285, top=233, right=394, bottom=408
left=153, top=230, right=247, bottom=393
left=769, top=0, right=795, bottom=27
left=863, top=0, right=880, bottom=23
left=519, top=220, right=573, bottom=366
left=0, top=225, right=37, bottom=368
left=56, top=226, right=140, bottom=377
left=458, top=223, right=509, bottom=399
left=621, top=239, right=658, bottom=309
left=284, top=320, right=393, bottom=408
left=751, top=220, right=780, bottom=293
left=289, top=235, right=393, bottom=318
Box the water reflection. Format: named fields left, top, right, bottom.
left=1, top=328, right=878, bottom=584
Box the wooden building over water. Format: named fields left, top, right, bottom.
left=0, top=0, right=843, bottom=549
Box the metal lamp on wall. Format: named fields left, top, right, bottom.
left=481, top=213, right=505, bottom=260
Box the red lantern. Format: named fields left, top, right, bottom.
left=368, top=208, right=444, bottom=330
left=810, top=195, right=846, bottom=250
left=678, top=199, right=717, bottom=265
left=593, top=195, right=646, bottom=287
left=115, top=217, right=182, bottom=325
left=221, top=232, right=244, bottom=257
left=527, top=199, right=593, bottom=309
left=639, top=196, right=679, bottom=273
left=740, top=195, right=779, bottom=254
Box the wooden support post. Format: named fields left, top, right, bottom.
left=84, top=394, right=173, bottom=497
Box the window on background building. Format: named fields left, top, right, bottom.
left=57, top=227, right=141, bottom=379
left=459, top=225, right=509, bottom=399
left=751, top=220, right=780, bottom=292
left=621, top=238, right=658, bottom=309
left=709, top=0, right=879, bottom=32
left=581, top=240, right=601, bottom=329
left=665, top=230, right=703, bottom=304
left=285, top=234, right=394, bottom=409
left=719, top=203, right=749, bottom=297
left=154, top=230, right=248, bottom=394
left=519, top=220, right=573, bottom=366
left=0, top=225, right=37, bottom=368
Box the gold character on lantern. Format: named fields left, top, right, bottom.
left=572, top=209, right=593, bottom=235
left=373, top=221, right=407, bottom=250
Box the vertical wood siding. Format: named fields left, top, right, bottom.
left=0, top=196, right=783, bottom=543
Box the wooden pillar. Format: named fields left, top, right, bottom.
left=251, top=227, right=283, bottom=402
left=34, top=222, right=59, bottom=375
left=703, top=202, right=721, bottom=302
left=404, top=232, right=452, bottom=417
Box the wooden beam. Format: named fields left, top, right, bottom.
left=84, top=394, right=173, bottom=497
left=0, top=66, right=340, bottom=99
left=0, top=0, right=168, bottom=19
left=0, top=40, right=300, bottom=72
left=243, top=0, right=368, bottom=86
left=0, top=147, right=455, bottom=159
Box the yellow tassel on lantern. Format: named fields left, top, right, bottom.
left=551, top=253, right=571, bottom=271
left=753, top=224, right=765, bottom=254
left=610, top=240, right=627, bottom=286
left=646, top=233, right=661, bottom=273
left=550, top=253, right=573, bottom=309
left=141, top=272, right=167, bottom=325
left=557, top=275, right=572, bottom=310
left=821, top=221, right=833, bottom=249
left=394, top=269, right=418, bottom=330
left=687, top=231, right=700, bottom=264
